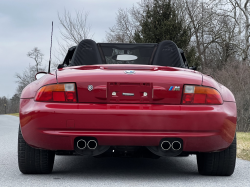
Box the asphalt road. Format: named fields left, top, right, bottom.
left=0, top=115, right=250, bottom=187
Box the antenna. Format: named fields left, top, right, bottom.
left=48, top=21, right=53, bottom=74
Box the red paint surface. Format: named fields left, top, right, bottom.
left=56, top=65, right=202, bottom=104
left=20, top=99, right=236, bottom=152
left=19, top=65, right=237, bottom=152
left=21, top=72, right=57, bottom=98
left=202, top=74, right=235, bottom=102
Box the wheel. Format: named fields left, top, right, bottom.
left=196, top=135, right=236, bottom=176
left=18, top=126, right=55, bottom=174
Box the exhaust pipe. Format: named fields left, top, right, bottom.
left=87, top=140, right=97, bottom=150
left=77, top=139, right=87, bottom=149
left=161, top=141, right=171, bottom=151
left=172, top=141, right=181, bottom=151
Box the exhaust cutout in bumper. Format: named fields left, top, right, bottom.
left=172, top=141, right=181, bottom=151
left=147, top=138, right=183, bottom=157
left=161, top=141, right=171, bottom=150
left=87, top=140, right=98, bottom=150
left=74, top=137, right=110, bottom=156
left=77, top=139, right=86, bottom=149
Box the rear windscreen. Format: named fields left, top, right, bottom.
left=99, top=44, right=156, bottom=65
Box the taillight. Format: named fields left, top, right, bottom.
left=35, top=83, right=77, bottom=102
left=182, top=85, right=222, bottom=105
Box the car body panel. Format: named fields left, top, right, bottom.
left=19, top=63, right=237, bottom=155
left=57, top=65, right=202, bottom=104
left=202, top=74, right=235, bottom=102
left=20, top=98, right=236, bottom=152
left=20, top=72, right=57, bottom=99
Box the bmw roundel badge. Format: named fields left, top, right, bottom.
left=88, top=85, right=93, bottom=91
left=124, top=70, right=135, bottom=74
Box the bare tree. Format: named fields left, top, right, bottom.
left=0, top=94, right=20, bottom=114
left=15, top=64, right=45, bottom=97
left=106, top=8, right=137, bottom=43
left=211, top=0, right=250, bottom=61
left=54, top=10, right=94, bottom=67
left=27, top=47, right=44, bottom=73
left=171, top=0, right=240, bottom=70
left=204, top=59, right=250, bottom=132
left=206, top=16, right=239, bottom=68
left=105, top=0, right=154, bottom=43
left=227, top=0, right=250, bottom=61
left=9, top=94, right=20, bottom=113
left=12, top=48, right=45, bottom=111
left=0, top=96, right=8, bottom=114
left=58, top=10, right=93, bottom=45
left=15, top=65, right=36, bottom=96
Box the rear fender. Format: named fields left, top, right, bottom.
left=202, top=74, right=235, bottom=102
left=20, top=72, right=57, bottom=99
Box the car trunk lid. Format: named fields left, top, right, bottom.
left=56, top=65, right=202, bottom=104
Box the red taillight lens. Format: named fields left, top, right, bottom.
left=35, top=83, right=77, bottom=102
left=182, top=85, right=222, bottom=105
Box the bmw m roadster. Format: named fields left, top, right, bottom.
left=18, top=39, right=237, bottom=176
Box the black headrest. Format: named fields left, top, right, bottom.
left=70, top=39, right=102, bottom=66
left=152, top=40, right=185, bottom=67
left=63, top=46, right=76, bottom=65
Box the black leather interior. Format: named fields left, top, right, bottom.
left=70, top=39, right=102, bottom=66
left=152, top=40, right=185, bottom=67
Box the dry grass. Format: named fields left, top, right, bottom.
left=8, top=113, right=19, bottom=117
left=237, top=132, right=250, bottom=161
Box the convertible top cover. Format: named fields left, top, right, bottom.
left=64, top=39, right=186, bottom=68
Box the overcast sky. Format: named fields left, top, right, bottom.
left=0, top=0, right=137, bottom=98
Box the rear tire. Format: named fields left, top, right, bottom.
left=197, top=135, right=236, bottom=176
left=18, top=126, right=55, bottom=174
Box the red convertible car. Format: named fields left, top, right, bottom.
left=18, top=39, right=237, bottom=176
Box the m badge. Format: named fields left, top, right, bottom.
left=169, top=86, right=180, bottom=91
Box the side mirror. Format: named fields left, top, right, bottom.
left=189, top=66, right=197, bottom=70
left=35, top=72, right=47, bottom=80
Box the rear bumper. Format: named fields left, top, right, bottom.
left=20, top=99, right=237, bottom=152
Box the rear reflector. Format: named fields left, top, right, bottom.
left=35, top=83, right=77, bottom=102
left=182, top=85, right=222, bottom=105
left=184, top=85, right=195, bottom=93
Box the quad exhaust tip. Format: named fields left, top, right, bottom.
left=161, top=141, right=171, bottom=151
left=172, top=141, right=181, bottom=151
left=87, top=140, right=97, bottom=150
left=77, top=139, right=87, bottom=150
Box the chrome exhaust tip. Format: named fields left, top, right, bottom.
left=172, top=141, right=181, bottom=151
left=87, top=140, right=97, bottom=150
left=161, top=141, right=171, bottom=151
left=77, top=139, right=87, bottom=150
